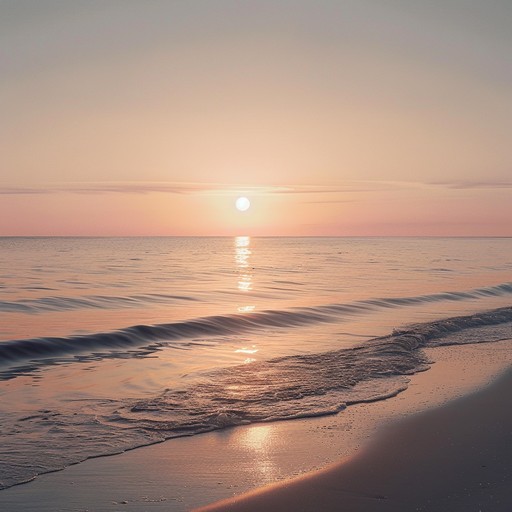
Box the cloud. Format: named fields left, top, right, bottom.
left=0, top=181, right=342, bottom=196
left=0, top=182, right=225, bottom=196
left=0, top=186, right=55, bottom=195
left=69, top=182, right=207, bottom=195
left=430, top=180, right=512, bottom=190
left=302, top=199, right=358, bottom=204
left=0, top=180, right=423, bottom=196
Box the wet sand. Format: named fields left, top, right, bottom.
left=198, top=363, right=512, bottom=512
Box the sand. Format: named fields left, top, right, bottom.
left=198, top=364, right=512, bottom=512
left=0, top=340, right=511, bottom=511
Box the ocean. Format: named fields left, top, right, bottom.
left=0, top=236, right=511, bottom=490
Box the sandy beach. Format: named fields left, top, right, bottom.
left=199, top=350, right=512, bottom=512
left=0, top=338, right=510, bottom=512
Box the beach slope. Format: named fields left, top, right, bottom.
left=198, top=368, right=512, bottom=512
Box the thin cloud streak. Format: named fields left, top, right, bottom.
left=0, top=180, right=416, bottom=196
left=0, top=187, right=54, bottom=195
left=430, top=180, right=512, bottom=190
left=302, top=199, right=358, bottom=204
left=5, top=178, right=506, bottom=198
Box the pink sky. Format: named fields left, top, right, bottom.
left=1, top=2, right=511, bottom=236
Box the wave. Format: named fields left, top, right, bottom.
left=0, top=292, right=197, bottom=314
left=114, top=306, right=512, bottom=434
left=1, top=282, right=512, bottom=378
left=1, top=306, right=511, bottom=490
left=0, top=308, right=336, bottom=377
left=2, top=282, right=511, bottom=316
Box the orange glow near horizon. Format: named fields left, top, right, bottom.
left=0, top=184, right=510, bottom=236
left=1, top=3, right=511, bottom=237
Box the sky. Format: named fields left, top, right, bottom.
left=1, top=0, right=511, bottom=236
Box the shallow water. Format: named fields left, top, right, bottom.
left=0, top=237, right=511, bottom=489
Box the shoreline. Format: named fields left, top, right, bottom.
left=0, top=338, right=510, bottom=511
left=198, top=363, right=512, bottom=512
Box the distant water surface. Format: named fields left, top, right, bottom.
left=0, top=237, right=511, bottom=489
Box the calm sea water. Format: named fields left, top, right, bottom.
left=0, top=237, right=511, bottom=489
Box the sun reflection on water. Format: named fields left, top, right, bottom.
left=235, top=235, right=255, bottom=300
left=235, top=346, right=258, bottom=354
left=237, top=305, right=255, bottom=313
left=234, top=236, right=258, bottom=362
left=235, top=345, right=259, bottom=363
left=235, top=236, right=253, bottom=293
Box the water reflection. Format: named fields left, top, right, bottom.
left=238, top=305, right=255, bottom=313
left=235, top=236, right=253, bottom=293
left=234, top=236, right=257, bottom=360
left=235, top=344, right=258, bottom=364
left=237, top=425, right=277, bottom=482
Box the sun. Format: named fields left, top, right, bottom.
left=235, top=196, right=251, bottom=212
